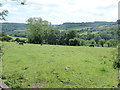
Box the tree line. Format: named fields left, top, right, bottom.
left=26, top=17, right=117, bottom=47
left=0, top=17, right=117, bottom=47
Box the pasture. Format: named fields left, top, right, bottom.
left=2, top=42, right=118, bottom=88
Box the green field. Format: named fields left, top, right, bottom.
left=2, top=42, right=118, bottom=88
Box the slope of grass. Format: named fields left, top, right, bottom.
left=2, top=42, right=118, bottom=88
left=69, top=27, right=91, bottom=30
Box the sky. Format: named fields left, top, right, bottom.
left=0, top=0, right=119, bottom=24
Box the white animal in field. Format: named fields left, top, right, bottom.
left=65, top=67, right=71, bottom=70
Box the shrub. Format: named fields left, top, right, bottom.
left=14, top=38, right=27, bottom=43
left=113, top=57, right=120, bottom=69
left=80, top=39, right=86, bottom=46
left=1, top=36, right=12, bottom=41
left=69, top=38, right=80, bottom=46
left=69, top=39, right=75, bottom=46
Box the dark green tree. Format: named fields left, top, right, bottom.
left=106, top=40, right=112, bottom=47
left=99, top=39, right=105, bottom=47
left=66, top=30, right=76, bottom=45
left=74, top=38, right=80, bottom=46
left=108, top=39, right=117, bottom=47
left=80, top=39, right=86, bottom=46
left=69, top=38, right=80, bottom=46
left=94, top=34, right=101, bottom=44
left=69, top=39, right=75, bottom=46
left=59, top=33, right=66, bottom=45
left=47, top=30, right=60, bottom=45
left=27, top=17, right=53, bottom=45
left=90, top=39, right=96, bottom=45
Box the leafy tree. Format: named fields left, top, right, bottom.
left=0, top=0, right=26, bottom=20
left=99, top=39, right=105, bottom=47
left=106, top=40, right=112, bottom=47
left=69, top=39, right=75, bottom=46
left=90, top=39, right=96, bottom=45
left=66, top=30, right=76, bottom=39
left=94, top=34, right=101, bottom=44
left=86, top=40, right=91, bottom=46
left=73, top=38, right=80, bottom=46
left=65, top=30, right=76, bottom=45
left=59, top=33, right=66, bottom=45
left=69, top=38, right=80, bottom=46
left=80, top=39, right=86, bottom=46
left=107, top=39, right=117, bottom=47
left=47, top=30, right=60, bottom=45
left=27, top=17, right=53, bottom=45
left=0, top=10, right=8, bottom=20
left=86, top=33, right=94, bottom=40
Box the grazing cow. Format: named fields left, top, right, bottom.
left=18, top=42, right=24, bottom=45
left=89, top=45, right=94, bottom=47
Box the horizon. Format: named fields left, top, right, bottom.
left=1, top=20, right=117, bottom=25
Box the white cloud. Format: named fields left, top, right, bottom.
left=1, top=0, right=119, bottom=24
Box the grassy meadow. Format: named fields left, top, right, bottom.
left=2, top=42, right=118, bottom=88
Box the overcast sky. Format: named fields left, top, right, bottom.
left=0, top=0, right=119, bottom=24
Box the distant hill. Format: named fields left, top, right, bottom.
left=1, top=23, right=28, bottom=32
left=1, top=21, right=117, bottom=38
left=55, top=21, right=117, bottom=29
left=1, top=21, right=117, bottom=32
